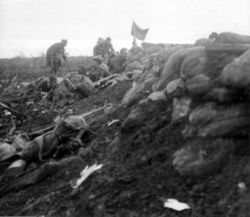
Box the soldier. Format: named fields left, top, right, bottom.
left=93, top=37, right=115, bottom=62
left=46, top=39, right=67, bottom=72
left=46, top=39, right=67, bottom=99
left=107, top=48, right=128, bottom=74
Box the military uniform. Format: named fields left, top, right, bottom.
left=93, top=38, right=114, bottom=60
left=46, top=40, right=67, bottom=100
left=46, top=41, right=67, bottom=73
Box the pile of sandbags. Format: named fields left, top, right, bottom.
left=183, top=103, right=249, bottom=138
left=210, top=32, right=250, bottom=44
left=154, top=43, right=250, bottom=93
left=153, top=46, right=207, bottom=91
left=121, top=45, right=187, bottom=107
left=172, top=99, right=249, bottom=177
left=172, top=139, right=235, bottom=177
left=152, top=42, right=250, bottom=177
left=120, top=39, right=250, bottom=177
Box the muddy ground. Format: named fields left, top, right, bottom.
left=0, top=79, right=250, bottom=217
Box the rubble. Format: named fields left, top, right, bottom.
left=71, top=163, right=103, bottom=189
left=163, top=198, right=190, bottom=211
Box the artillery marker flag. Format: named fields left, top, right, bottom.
left=131, top=21, right=149, bottom=41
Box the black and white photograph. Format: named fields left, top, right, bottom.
left=0, top=0, right=250, bottom=216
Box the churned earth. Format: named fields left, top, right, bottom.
left=0, top=78, right=249, bottom=217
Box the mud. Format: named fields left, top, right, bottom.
left=0, top=79, right=250, bottom=217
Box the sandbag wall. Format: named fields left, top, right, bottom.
left=122, top=45, right=188, bottom=107
left=155, top=43, right=250, bottom=177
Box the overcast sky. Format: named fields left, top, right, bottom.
left=0, top=0, right=249, bottom=58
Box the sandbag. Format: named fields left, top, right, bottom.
left=189, top=103, right=249, bottom=137
left=181, top=124, right=197, bottom=138
left=171, top=97, right=192, bottom=121
left=195, top=38, right=214, bottom=46
left=218, top=49, right=250, bottom=88
left=185, top=74, right=211, bottom=95
left=173, top=139, right=234, bottom=177
left=205, top=87, right=239, bottom=102
left=205, top=44, right=249, bottom=81
left=180, top=48, right=207, bottom=80
left=165, top=78, right=185, bottom=96
left=155, top=45, right=189, bottom=64
left=189, top=102, right=218, bottom=127
left=213, top=32, right=250, bottom=44
left=190, top=103, right=248, bottom=127
left=198, top=117, right=249, bottom=137
left=122, top=75, right=157, bottom=107
left=154, top=47, right=205, bottom=91
left=148, top=91, right=166, bottom=101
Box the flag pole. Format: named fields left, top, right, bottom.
left=133, top=36, right=137, bottom=46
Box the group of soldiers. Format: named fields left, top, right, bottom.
left=46, top=37, right=115, bottom=73
left=45, top=37, right=116, bottom=98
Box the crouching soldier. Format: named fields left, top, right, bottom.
left=46, top=39, right=68, bottom=99
left=93, top=37, right=115, bottom=63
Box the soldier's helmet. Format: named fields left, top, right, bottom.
left=209, top=32, right=218, bottom=40
left=61, top=39, right=68, bottom=46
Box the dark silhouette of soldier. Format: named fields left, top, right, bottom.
left=46, top=39, right=67, bottom=100
left=93, top=37, right=114, bottom=62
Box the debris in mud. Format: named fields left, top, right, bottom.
left=107, top=119, right=120, bottom=127
left=163, top=198, right=190, bottom=211
left=238, top=182, right=247, bottom=195
left=71, top=163, right=103, bottom=189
